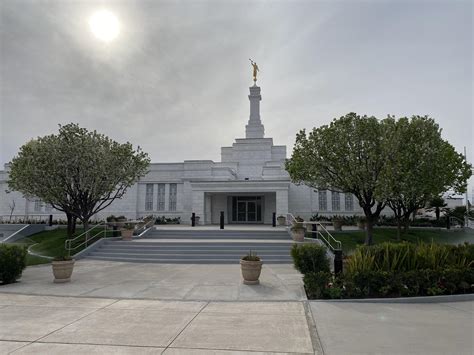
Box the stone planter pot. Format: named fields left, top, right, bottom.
left=291, top=228, right=306, bottom=242
left=277, top=216, right=286, bottom=226
left=52, top=259, right=75, bottom=283
left=333, top=220, right=343, bottom=231
left=357, top=221, right=366, bottom=230
left=121, top=229, right=134, bottom=240
left=240, top=259, right=263, bottom=285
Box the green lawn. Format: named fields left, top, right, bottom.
left=14, top=227, right=115, bottom=266
left=332, top=228, right=474, bottom=254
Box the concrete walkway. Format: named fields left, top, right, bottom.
left=0, top=260, right=306, bottom=301
left=0, top=294, right=315, bottom=354
left=310, top=299, right=474, bottom=355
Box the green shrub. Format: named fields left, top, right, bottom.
left=291, top=243, right=330, bottom=274
left=346, top=242, right=473, bottom=274
left=303, top=272, right=331, bottom=299
left=0, top=244, right=27, bottom=285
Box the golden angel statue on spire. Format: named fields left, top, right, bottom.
left=249, top=59, right=259, bottom=83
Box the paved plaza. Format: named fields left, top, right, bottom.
left=0, top=294, right=315, bottom=354
left=0, top=260, right=473, bottom=354
left=0, top=260, right=305, bottom=301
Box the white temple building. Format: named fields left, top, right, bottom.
left=0, top=83, right=364, bottom=224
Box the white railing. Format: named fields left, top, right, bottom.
left=466, top=217, right=474, bottom=229
left=134, top=216, right=156, bottom=235
left=449, top=216, right=465, bottom=228
left=287, top=213, right=342, bottom=251
left=65, top=223, right=110, bottom=256
left=64, top=216, right=156, bottom=256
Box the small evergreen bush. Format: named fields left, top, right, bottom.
left=0, top=244, right=27, bottom=285
left=291, top=243, right=330, bottom=274
left=303, top=272, right=331, bottom=299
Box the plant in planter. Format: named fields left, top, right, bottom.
left=52, top=255, right=75, bottom=283
left=277, top=215, right=286, bottom=226
left=332, top=216, right=343, bottom=231
left=121, top=222, right=135, bottom=240
left=240, top=250, right=263, bottom=285
left=291, top=220, right=306, bottom=242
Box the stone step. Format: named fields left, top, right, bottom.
left=99, top=248, right=292, bottom=253
left=145, top=235, right=290, bottom=240
left=151, top=229, right=288, bottom=234
left=90, top=251, right=292, bottom=258
left=94, top=248, right=291, bottom=254
left=103, top=240, right=293, bottom=249
left=86, top=256, right=292, bottom=264
left=83, top=228, right=298, bottom=264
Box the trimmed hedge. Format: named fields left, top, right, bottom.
left=297, top=242, right=474, bottom=299
left=291, top=244, right=330, bottom=274
left=0, top=244, right=27, bottom=285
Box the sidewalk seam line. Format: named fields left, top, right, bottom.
left=161, top=301, right=210, bottom=353
left=9, top=298, right=120, bottom=354
left=304, top=301, right=325, bottom=355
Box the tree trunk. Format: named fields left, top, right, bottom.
left=66, top=213, right=74, bottom=238
left=403, top=218, right=410, bottom=233
left=365, top=218, right=374, bottom=245
left=435, top=207, right=440, bottom=221
left=72, top=217, right=77, bottom=234
left=396, top=219, right=402, bottom=241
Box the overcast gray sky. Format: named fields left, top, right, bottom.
left=1, top=0, right=473, bottom=186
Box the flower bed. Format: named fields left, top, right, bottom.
left=292, top=242, right=474, bottom=299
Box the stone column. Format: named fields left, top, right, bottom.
left=245, top=85, right=265, bottom=139
left=204, top=193, right=212, bottom=225
left=275, top=189, right=289, bottom=217
left=191, top=190, right=205, bottom=225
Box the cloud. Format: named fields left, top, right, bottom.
left=1, top=0, right=472, bottom=192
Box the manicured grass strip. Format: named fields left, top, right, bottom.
left=332, top=228, right=474, bottom=254
left=15, top=227, right=116, bottom=266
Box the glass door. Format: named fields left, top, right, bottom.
left=237, top=201, right=247, bottom=222
left=231, top=196, right=263, bottom=223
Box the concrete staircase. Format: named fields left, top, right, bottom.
left=86, top=228, right=295, bottom=264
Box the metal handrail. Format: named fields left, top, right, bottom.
left=287, top=213, right=342, bottom=251
left=466, top=217, right=474, bottom=229
left=135, top=217, right=155, bottom=235
left=65, top=223, right=109, bottom=256
left=449, top=216, right=465, bottom=227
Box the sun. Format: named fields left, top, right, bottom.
left=89, top=9, right=120, bottom=42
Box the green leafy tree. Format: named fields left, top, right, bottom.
left=286, top=113, right=389, bottom=245
left=377, top=116, right=472, bottom=239
left=8, top=123, right=150, bottom=237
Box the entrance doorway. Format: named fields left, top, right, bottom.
left=231, top=196, right=263, bottom=223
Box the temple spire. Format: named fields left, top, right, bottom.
left=245, top=85, right=265, bottom=139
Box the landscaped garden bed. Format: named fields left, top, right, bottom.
left=332, top=228, right=474, bottom=254
left=292, top=242, right=474, bottom=299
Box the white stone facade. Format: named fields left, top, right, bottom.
left=0, top=84, right=364, bottom=224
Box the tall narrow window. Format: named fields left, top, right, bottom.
left=332, top=191, right=340, bottom=211
left=169, top=183, right=177, bottom=211
left=145, top=184, right=154, bottom=211
left=345, top=194, right=354, bottom=211
left=318, top=190, right=327, bottom=211
left=157, top=184, right=165, bottom=211
left=34, top=199, right=42, bottom=212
